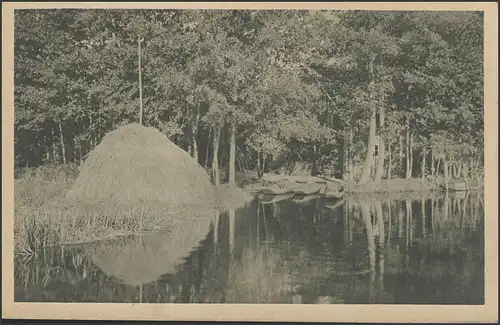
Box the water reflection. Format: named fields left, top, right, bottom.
left=15, top=192, right=484, bottom=304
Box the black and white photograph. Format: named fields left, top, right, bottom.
left=2, top=1, right=498, bottom=323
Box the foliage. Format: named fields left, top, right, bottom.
left=14, top=9, right=483, bottom=182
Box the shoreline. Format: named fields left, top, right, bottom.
left=14, top=166, right=483, bottom=257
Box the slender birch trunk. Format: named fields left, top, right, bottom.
left=205, top=129, right=211, bottom=170
left=229, top=122, right=236, bottom=186
left=348, top=128, right=354, bottom=181
left=343, top=127, right=350, bottom=180
left=359, top=54, right=377, bottom=185
left=88, top=113, right=95, bottom=149
left=421, top=149, right=426, bottom=179
left=443, top=159, right=450, bottom=191
left=359, top=110, right=377, bottom=184
left=409, top=132, right=414, bottom=178
left=212, top=127, right=221, bottom=187
left=388, top=142, right=392, bottom=179
left=399, top=134, right=404, bottom=178
left=58, top=122, right=66, bottom=164
left=52, top=127, right=57, bottom=164
left=138, top=35, right=143, bottom=126
left=405, top=126, right=411, bottom=179
left=374, top=104, right=386, bottom=182
left=462, top=162, right=469, bottom=180
left=431, top=149, right=435, bottom=176
left=257, top=151, right=261, bottom=178
left=191, top=108, right=200, bottom=163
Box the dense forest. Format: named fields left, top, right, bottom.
left=14, top=9, right=484, bottom=185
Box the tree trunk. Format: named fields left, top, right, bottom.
left=213, top=210, right=219, bottom=246
left=455, top=163, right=462, bottom=179
left=431, top=149, right=435, bottom=176
left=388, top=142, right=392, bottom=179
left=443, top=159, right=450, bottom=191
left=343, top=127, right=350, bottom=180
left=45, top=137, right=50, bottom=165
left=97, top=114, right=101, bottom=142
left=73, top=137, right=77, bottom=163
left=359, top=54, right=377, bottom=185
left=78, top=136, right=83, bottom=165
left=359, top=109, right=377, bottom=185
left=212, top=127, right=221, bottom=187
left=348, top=128, right=354, bottom=181
left=409, top=132, right=414, bottom=178
left=58, top=122, right=66, bottom=164
left=257, top=150, right=261, bottom=178
left=405, top=128, right=411, bottom=179
left=451, top=163, right=457, bottom=179
left=191, top=108, right=200, bottom=163
left=205, top=129, right=211, bottom=170
left=462, top=162, right=469, bottom=180
left=138, top=35, right=143, bottom=126
left=52, top=127, right=58, bottom=164
left=192, top=137, right=199, bottom=163
left=421, top=149, right=426, bottom=179
left=374, top=105, right=386, bottom=182
left=88, top=113, right=94, bottom=150
left=262, top=153, right=267, bottom=175
left=399, top=134, right=404, bottom=178
left=443, top=192, right=449, bottom=220
left=228, top=123, right=236, bottom=186
left=33, top=135, right=39, bottom=166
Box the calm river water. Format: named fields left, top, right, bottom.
left=15, top=191, right=484, bottom=304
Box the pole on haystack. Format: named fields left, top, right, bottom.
left=138, top=35, right=143, bottom=126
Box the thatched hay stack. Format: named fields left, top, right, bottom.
left=67, top=123, right=215, bottom=208
left=83, top=211, right=215, bottom=286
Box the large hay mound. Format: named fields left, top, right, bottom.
left=67, top=123, right=216, bottom=208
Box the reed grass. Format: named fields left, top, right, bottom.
left=15, top=164, right=251, bottom=257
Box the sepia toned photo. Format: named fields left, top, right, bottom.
left=2, top=2, right=498, bottom=323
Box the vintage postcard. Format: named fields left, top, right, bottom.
left=2, top=1, right=498, bottom=323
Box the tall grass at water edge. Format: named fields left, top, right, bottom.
left=14, top=164, right=216, bottom=258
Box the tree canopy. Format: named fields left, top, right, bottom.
left=14, top=9, right=484, bottom=184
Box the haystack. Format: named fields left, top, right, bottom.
left=83, top=211, right=215, bottom=286
left=67, top=123, right=216, bottom=208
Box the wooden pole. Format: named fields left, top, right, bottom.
left=138, top=36, right=143, bottom=126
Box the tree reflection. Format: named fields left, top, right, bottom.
left=360, top=201, right=376, bottom=303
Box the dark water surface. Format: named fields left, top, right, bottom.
left=15, top=192, right=484, bottom=304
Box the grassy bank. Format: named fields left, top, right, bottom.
left=14, top=165, right=231, bottom=257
